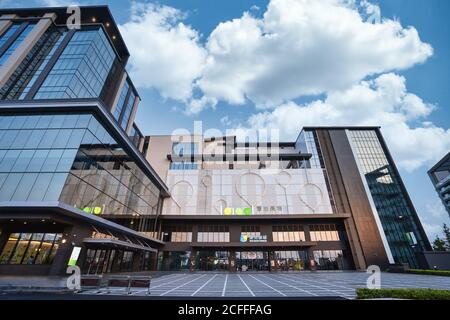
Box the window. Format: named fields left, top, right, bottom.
left=0, top=233, right=62, bottom=265
left=309, top=224, right=340, bottom=241
left=0, top=23, right=37, bottom=66
left=113, top=81, right=129, bottom=120
left=162, top=225, right=193, bottom=243
left=313, top=250, right=346, bottom=270
left=197, top=225, right=230, bottom=243
left=273, top=225, right=306, bottom=242
left=34, top=27, right=115, bottom=100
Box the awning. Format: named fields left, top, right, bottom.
left=83, top=238, right=158, bottom=253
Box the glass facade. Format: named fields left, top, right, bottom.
left=34, top=27, right=115, bottom=99
left=313, top=250, right=347, bottom=270
left=0, top=27, right=66, bottom=100
left=196, top=251, right=229, bottom=271
left=0, top=23, right=37, bottom=66
left=157, top=251, right=191, bottom=271
left=0, top=114, right=163, bottom=229
left=113, top=81, right=129, bottom=120
left=0, top=23, right=21, bottom=49
left=274, top=251, right=307, bottom=271
left=0, top=233, right=62, bottom=265
left=348, top=130, right=428, bottom=268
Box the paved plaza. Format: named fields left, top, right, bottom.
left=79, top=272, right=450, bottom=299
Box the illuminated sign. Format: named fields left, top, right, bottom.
left=240, top=234, right=268, bottom=243
left=223, top=207, right=253, bottom=216
left=68, top=247, right=82, bottom=266
left=76, top=206, right=104, bottom=215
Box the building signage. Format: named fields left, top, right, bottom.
left=68, top=247, right=82, bottom=266
left=76, top=206, right=104, bottom=215
left=223, top=207, right=253, bottom=216
left=240, top=234, right=268, bottom=243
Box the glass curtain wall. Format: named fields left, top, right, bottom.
left=0, top=114, right=163, bottom=233
left=348, top=130, right=428, bottom=268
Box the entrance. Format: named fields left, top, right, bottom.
left=236, top=251, right=270, bottom=272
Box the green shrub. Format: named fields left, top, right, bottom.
left=406, top=269, right=450, bottom=277
left=356, top=288, right=450, bottom=300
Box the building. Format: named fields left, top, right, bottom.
left=0, top=6, right=432, bottom=277
left=428, top=152, right=450, bottom=218
left=144, top=128, right=431, bottom=272
left=0, top=6, right=170, bottom=276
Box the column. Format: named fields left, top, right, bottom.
left=125, top=96, right=141, bottom=135
left=0, top=14, right=17, bottom=37
left=110, top=72, right=127, bottom=114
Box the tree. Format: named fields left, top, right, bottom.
left=443, top=224, right=450, bottom=250
left=432, top=236, right=447, bottom=252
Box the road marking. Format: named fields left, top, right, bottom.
left=238, top=275, right=255, bottom=297
left=191, top=274, right=218, bottom=297
left=160, top=274, right=208, bottom=296
left=279, top=275, right=347, bottom=297
left=249, top=274, right=287, bottom=297
left=260, top=274, right=318, bottom=296
left=151, top=274, right=194, bottom=289
left=151, top=273, right=186, bottom=283
left=222, top=274, right=228, bottom=297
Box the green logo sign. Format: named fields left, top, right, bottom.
left=223, top=207, right=253, bottom=216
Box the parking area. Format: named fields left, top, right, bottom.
left=79, top=272, right=450, bottom=299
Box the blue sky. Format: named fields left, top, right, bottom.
left=1, top=0, right=449, bottom=240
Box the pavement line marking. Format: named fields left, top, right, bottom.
left=222, top=274, right=228, bottom=297
left=238, top=274, right=255, bottom=297
left=151, top=274, right=195, bottom=289
left=284, top=274, right=354, bottom=291
left=160, top=274, right=209, bottom=296
left=259, top=274, right=316, bottom=297
left=248, top=274, right=286, bottom=297
left=191, top=274, right=218, bottom=297
left=151, top=274, right=187, bottom=283
left=279, top=275, right=349, bottom=297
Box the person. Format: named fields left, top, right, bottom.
left=27, top=256, right=35, bottom=265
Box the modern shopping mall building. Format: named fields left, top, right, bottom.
left=0, top=6, right=431, bottom=277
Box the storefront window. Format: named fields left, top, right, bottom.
left=157, top=251, right=191, bottom=271
left=196, top=251, right=229, bottom=271
left=0, top=233, right=62, bottom=265
left=313, top=250, right=347, bottom=270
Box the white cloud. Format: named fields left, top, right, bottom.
left=245, top=73, right=450, bottom=171
left=195, top=0, right=433, bottom=110
left=119, top=2, right=207, bottom=102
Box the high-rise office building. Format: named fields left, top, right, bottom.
left=428, top=152, right=450, bottom=218
left=0, top=6, right=431, bottom=277
left=0, top=6, right=169, bottom=276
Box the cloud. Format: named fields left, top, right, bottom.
left=195, top=0, right=433, bottom=110
left=119, top=2, right=207, bottom=102
left=245, top=73, right=450, bottom=171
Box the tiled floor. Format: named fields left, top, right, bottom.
left=79, top=272, right=450, bottom=299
